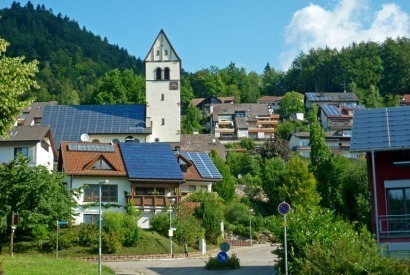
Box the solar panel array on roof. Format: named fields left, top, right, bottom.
left=180, top=152, right=222, bottom=179
left=321, top=104, right=342, bottom=116
left=119, top=143, right=184, bottom=180
left=68, top=143, right=115, bottom=152
left=41, top=105, right=146, bottom=148
left=306, top=93, right=333, bottom=101
left=351, top=107, right=410, bottom=152
left=342, top=103, right=365, bottom=110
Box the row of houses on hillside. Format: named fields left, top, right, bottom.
left=0, top=30, right=224, bottom=229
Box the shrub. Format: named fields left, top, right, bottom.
left=122, top=215, right=140, bottom=247
left=54, top=227, right=79, bottom=249
left=271, top=205, right=410, bottom=274
left=78, top=224, right=98, bottom=247
left=102, top=231, right=123, bottom=254
left=150, top=211, right=169, bottom=236
left=32, top=225, right=49, bottom=249
left=205, top=253, right=240, bottom=270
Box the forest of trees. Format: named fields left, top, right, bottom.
left=1, top=2, right=410, bottom=109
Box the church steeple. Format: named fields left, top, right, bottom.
left=145, top=30, right=181, bottom=143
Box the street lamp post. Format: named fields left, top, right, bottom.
left=249, top=209, right=253, bottom=246
left=98, top=179, right=109, bottom=275
left=167, top=196, right=175, bottom=258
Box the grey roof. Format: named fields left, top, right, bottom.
left=212, top=103, right=270, bottom=121
left=306, top=92, right=358, bottom=102
left=0, top=125, right=51, bottom=142
left=351, top=107, right=410, bottom=152
left=22, top=101, right=58, bottom=125
left=169, top=134, right=227, bottom=160
left=235, top=117, right=248, bottom=129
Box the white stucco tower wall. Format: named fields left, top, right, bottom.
left=145, top=30, right=181, bottom=143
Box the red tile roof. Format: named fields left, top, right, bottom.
left=59, top=142, right=127, bottom=176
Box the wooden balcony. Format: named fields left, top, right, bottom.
left=126, top=195, right=179, bottom=208
left=215, top=128, right=235, bottom=133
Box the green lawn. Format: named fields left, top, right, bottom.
left=1, top=254, right=115, bottom=275
left=0, top=229, right=216, bottom=274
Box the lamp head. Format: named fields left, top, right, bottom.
left=98, top=179, right=109, bottom=184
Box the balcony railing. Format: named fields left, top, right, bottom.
left=126, top=195, right=179, bottom=208
left=379, top=214, right=410, bottom=236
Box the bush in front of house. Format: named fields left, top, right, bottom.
left=205, top=253, right=240, bottom=270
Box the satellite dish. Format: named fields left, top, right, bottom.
left=80, top=133, right=89, bottom=142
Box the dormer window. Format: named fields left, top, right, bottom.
left=164, top=50, right=168, bottom=56
left=91, top=157, right=113, bottom=170
left=164, top=68, right=170, bottom=80
left=156, top=50, right=160, bottom=56
left=155, top=68, right=162, bottom=80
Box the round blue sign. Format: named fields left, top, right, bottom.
left=220, top=242, right=230, bottom=252
left=217, top=251, right=229, bottom=263
left=278, top=202, right=291, bottom=215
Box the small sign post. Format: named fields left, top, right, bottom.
left=278, top=202, right=290, bottom=275
left=56, top=221, right=68, bottom=259
left=217, top=251, right=228, bottom=263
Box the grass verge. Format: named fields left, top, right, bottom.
left=1, top=254, right=115, bottom=275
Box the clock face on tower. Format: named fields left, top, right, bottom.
left=169, top=81, right=179, bottom=90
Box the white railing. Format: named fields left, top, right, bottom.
left=379, top=214, right=410, bottom=235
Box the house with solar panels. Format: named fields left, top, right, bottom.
left=305, top=92, right=359, bottom=108
left=58, top=142, right=129, bottom=225
left=351, top=106, right=410, bottom=254
left=320, top=104, right=365, bottom=132
left=177, top=151, right=223, bottom=198
left=59, top=142, right=222, bottom=228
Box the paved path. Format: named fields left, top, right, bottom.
left=105, top=243, right=278, bottom=275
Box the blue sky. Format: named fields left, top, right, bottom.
left=1, top=0, right=409, bottom=73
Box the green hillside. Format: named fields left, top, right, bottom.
left=0, top=2, right=144, bottom=104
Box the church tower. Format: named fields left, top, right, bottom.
left=145, top=30, right=181, bottom=143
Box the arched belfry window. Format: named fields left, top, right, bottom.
left=164, top=67, right=170, bottom=80
left=155, top=68, right=162, bottom=80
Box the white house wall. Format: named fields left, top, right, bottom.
left=0, top=142, right=54, bottom=171
left=70, top=176, right=130, bottom=225
left=35, top=138, right=54, bottom=170
left=85, top=134, right=148, bottom=144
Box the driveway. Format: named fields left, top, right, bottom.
left=105, top=243, right=278, bottom=275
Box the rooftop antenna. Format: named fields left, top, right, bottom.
left=341, top=80, right=347, bottom=93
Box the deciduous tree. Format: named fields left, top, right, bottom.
left=0, top=38, right=38, bottom=137
left=0, top=154, right=77, bottom=231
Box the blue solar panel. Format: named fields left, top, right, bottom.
left=351, top=107, right=410, bottom=151
left=42, top=105, right=146, bottom=148
left=321, top=104, right=342, bottom=116
left=120, top=143, right=184, bottom=180
left=306, top=93, right=333, bottom=101
left=180, top=152, right=222, bottom=179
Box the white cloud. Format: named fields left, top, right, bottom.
left=280, top=0, right=410, bottom=70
